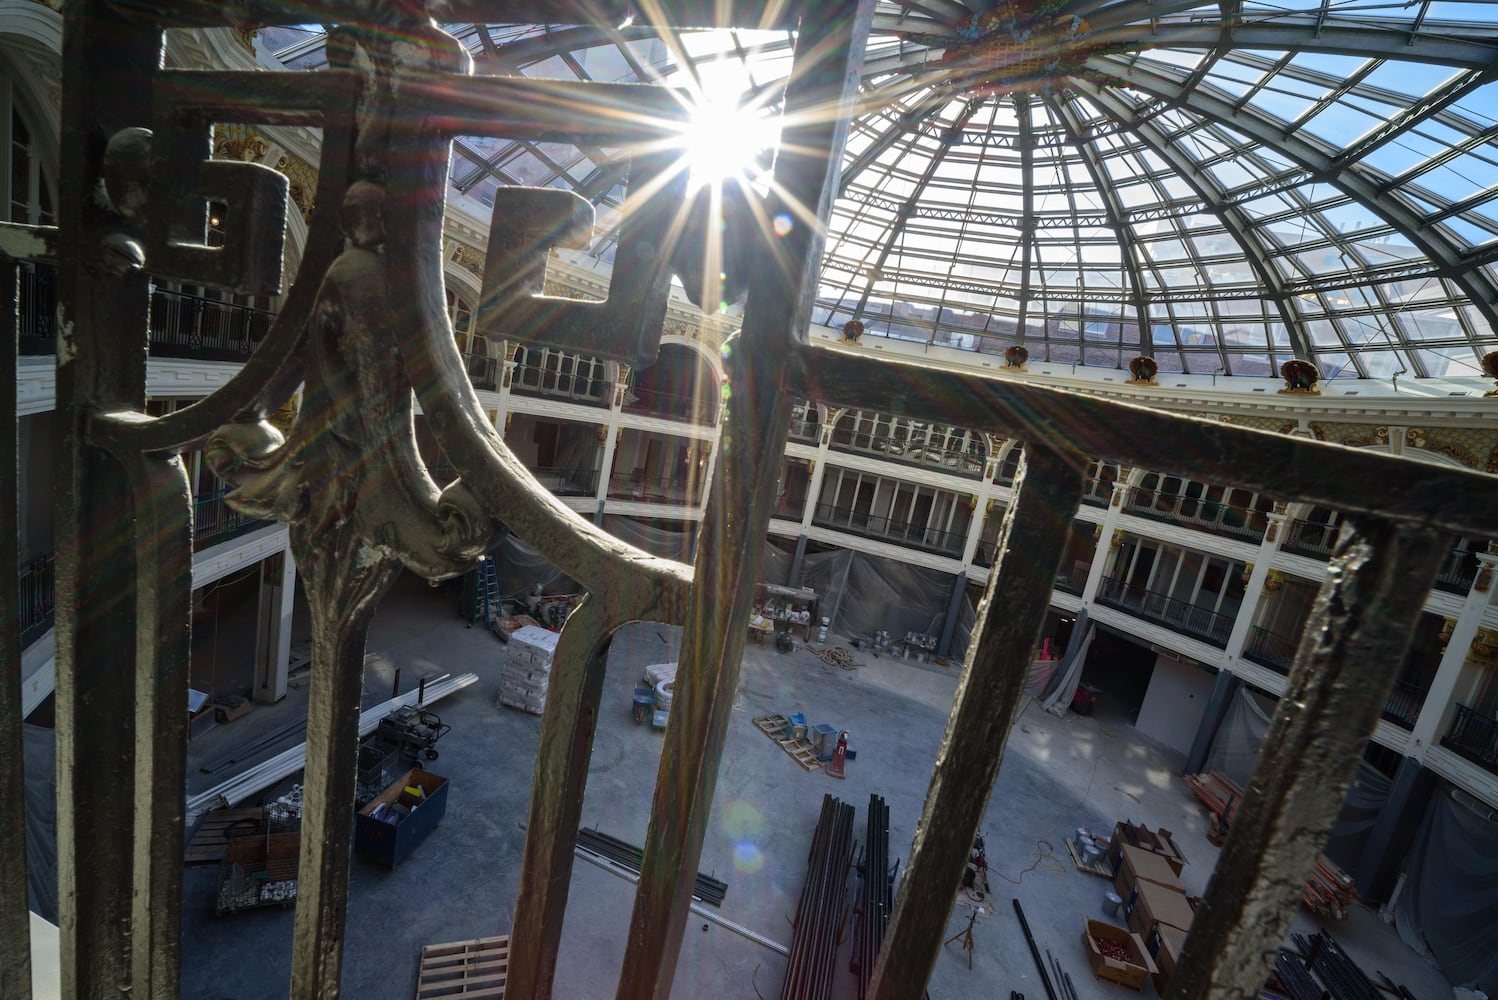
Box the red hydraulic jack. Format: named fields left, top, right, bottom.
left=826, top=730, right=849, bottom=779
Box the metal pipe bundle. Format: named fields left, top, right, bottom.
left=577, top=828, right=727, bottom=906
left=851, top=794, right=892, bottom=1000
left=1292, top=931, right=1381, bottom=1000
left=780, top=794, right=856, bottom=1000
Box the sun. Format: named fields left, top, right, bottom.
left=678, top=88, right=780, bottom=190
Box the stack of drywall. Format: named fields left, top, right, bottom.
left=498, top=625, right=559, bottom=715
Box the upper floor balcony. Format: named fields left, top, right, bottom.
left=148, top=287, right=274, bottom=362
left=510, top=357, right=612, bottom=407
left=17, top=261, right=56, bottom=355
left=620, top=384, right=718, bottom=426
left=811, top=501, right=966, bottom=559
left=1096, top=574, right=1235, bottom=647
left=1282, top=518, right=1338, bottom=560
left=606, top=471, right=704, bottom=507
left=1442, top=703, right=1498, bottom=777
left=1123, top=485, right=1268, bottom=543
left=18, top=553, right=55, bottom=649
left=1434, top=545, right=1481, bottom=595
left=1243, top=625, right=1296, bottom=673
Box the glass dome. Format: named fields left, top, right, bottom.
left=262, top=1, right=1498, bottom=378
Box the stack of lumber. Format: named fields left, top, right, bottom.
left=1185, top=771, right=1357, bottom=918
left=1302, top=855, right=1356, bottom=920
left=1183, top=770, right=1243, bottom=844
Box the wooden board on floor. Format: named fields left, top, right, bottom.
left=1065, top=837, right=1114, bottom=879
left=184, top=807, right=268, bottom=865
left=752, top=716, right=823, bottom=772
left=416, top=935, right=509, bottom=999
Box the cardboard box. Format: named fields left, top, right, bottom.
left=1113, top=843, right=1182, bottom=898
left=1081, top=917, right=1157, bottom=992
left=1148, top=923, right=1188, bottom=992
left=1109, top=821, right=1188, bottom=875
left=1125, top=878, right=1196, bottom=939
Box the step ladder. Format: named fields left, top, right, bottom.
left=462, top=555, right=501, bottom=628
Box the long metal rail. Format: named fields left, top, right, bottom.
left=781, top=794, right=856, bottom=1000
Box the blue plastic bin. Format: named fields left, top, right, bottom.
left=632, top=686, right=654, bottom=724
left=812, top=723, right=838, bottom=760
left=787, top=712, right=807, bottom=741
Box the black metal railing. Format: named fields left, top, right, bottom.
left=827, top=433, right=985, bottom=478
left=1097, top=575, right=1235, bottom=647
left=606, top=473, right=704, bottom=506
left=510, top=362, right=611, bottom=405
left=463, top=351, right=498, bottom=390
left=148, top=286, right=273, bottom=361
left=17, top=262, right=58, bottom=355
left=531, top=465, right=599, bottom=498
left=788, top=417, right=819, bottom=444
left=18, top=553, right=56, bottom=648
left=1053, top=567, right=1086, bottom=596
left=1381, top=679, right=1427, bottom=729
left=193, top=489, right=268, bottom=549
left=1443, top=703, right=1498, bottom=773
left=1434, top=546, right=1481, bottom=595
left=1243, top=625, right=1298, bottom=673
left=1080, top=476, right=1115, bottom=507
left=1124, top=487, right=1266, bottom=541
left=811, top=502, right=966, bottom=557
left=1282, top=519, right=1339, bottom=560
left=974, top=540, right=998, bottom=568
left=620, top=386, right=719, bottom=425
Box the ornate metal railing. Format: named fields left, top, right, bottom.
left=510, top=361, right=611, bottom=405
left=1434, top=545, right=1481, bottom=594
left=607, top=472, right=704, bottom=506
left=1097, top=575, right=1236, bottom=647
left=1282, top=518, right=1339, bottom=559
left=812, top=501, right=967, bottom=557
left=620, top=385, right=719, bottom=425
left=1124, top=485, right=1267, bottom=541
left=17, top=553, right=55, bottom=649
left=1244, top=625, right=1299, bottom=673
left=192, top=488, right=267, bottom=549
left=147, top=285, right=274, bottom=361
left=16, top=262, right=57, bottom=355
left=1443, top=703, right=1498, bottom=773
left=5, top=5, right=1498, bottom=1000
left=462, top=350, right=498, bottom=390
left=1381, top=679, right=1427, bottom=729
left=531, top=465, right=599, bottom=498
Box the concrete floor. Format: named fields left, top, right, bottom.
left=180, top=574, right=1454, bottom=999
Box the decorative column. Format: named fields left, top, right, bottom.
left=1079, top=479, right=1128, bottom=605
left=252, top=550, right=297, bottom=704
left=801, top=418, right=834, bottom=529
left=1409, top=546, right=1498, bottom=756
left=1221, top=501, right=1289, bottom=665
left=961, top=462, right=1000, bottom=566
left=595, top=426, right=621, bottom=522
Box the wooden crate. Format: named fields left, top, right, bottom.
left=416, top=935, right=509, bottom=998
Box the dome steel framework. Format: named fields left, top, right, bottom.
left=264, top=1, right=1498, bottom=379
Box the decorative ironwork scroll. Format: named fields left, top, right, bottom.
left=26, top=4, right=1498, bottom=1000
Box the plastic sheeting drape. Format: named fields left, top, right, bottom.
left=760, top=538, right=794, bottom=588
left=798, top=548, right=955, bottom=645
left=1205, top=686, right=1275, bottom=787
left=1395, top=788, right=1498, bottom=989
left=1322, top=761, right=1393, bottom=872
left=601, top=515, right=696, bottom=563
left=24, top=723, right=57, bottom=923
left=951, top=593, right=977, bottom=661
left=489, top=532, right=580, bottom=599
left=1039, top=624, right=1096, bottom=716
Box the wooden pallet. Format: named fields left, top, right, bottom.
left=1065, top=837, right=1113, bottom=879
left=416, top=935, right=509, bottom=998
left=752, top=716, right=823, bottom=772
left=184, top=807, right=268, bottom=865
